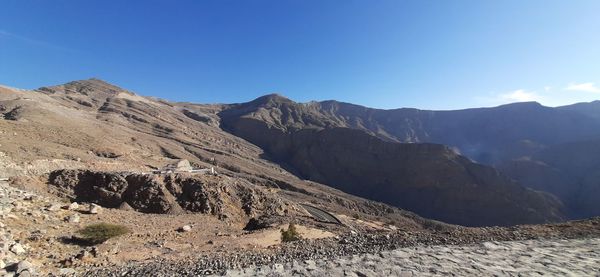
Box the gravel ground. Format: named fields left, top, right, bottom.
left=226, top=238, right=600, bottom=276
left=4, top=179, right=600, bottom=276
left=86, top=224, right=600, bottom=276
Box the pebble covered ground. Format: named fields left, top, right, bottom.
left=225, top=238, right=600, bottom=276
left=3, top=178, right=600, bottom=276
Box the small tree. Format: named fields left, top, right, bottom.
left=280, top=223, right=302, bottom=242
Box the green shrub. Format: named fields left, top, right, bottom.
left=280, top=223, right=302, bottom=242
left=76, top=223, right=129, bottom=244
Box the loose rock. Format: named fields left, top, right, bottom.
left=16, top=260, right=33, bottom=274
left=46, top=204, right=61, bottom=212
left=88, top=204, right=101, bottom=214
left=10, top=243, right=26, bottom=255
left=67, top=202, right=79, bottom=211
left=178, top=225, right=192, bottom=232
left=66, top=214, right=80, bottom=223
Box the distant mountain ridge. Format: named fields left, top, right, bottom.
left=222, top=94, right=600, bottom=164
left=218, top=93, right=600, bottom=223
left=219, top=95, right=568, bottom=226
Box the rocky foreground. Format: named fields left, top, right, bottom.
left=2, top=177, right=600, bottom=276
left=226, top=238, right=600, bottom=276
left=86, top=231, right=600, bottom=276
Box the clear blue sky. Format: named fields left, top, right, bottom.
left=1, top=0, right=599, bottom=110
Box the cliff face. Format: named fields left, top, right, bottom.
left=219, top=99, right=566, bottom=226
left=500, top=139, right=600, bottom=219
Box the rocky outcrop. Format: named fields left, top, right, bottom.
left=48, top=170, right=298, bottom=221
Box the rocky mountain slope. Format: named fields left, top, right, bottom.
left=500, top=139, right=600, bottom=219
left=218, top=93, right=600, bottom=223
left=0, top=79, right=441, bottom=229
left=1, top=79, right=574, bottom=227
left=219, top=97, right=565, bottom=226
left=1, top=79, right=600, bottom=275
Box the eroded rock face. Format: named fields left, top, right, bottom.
left=220, top=100, right=567, bottom=227
left=49, top=170, right=128, bottom=207
left=120, top=174, right=181, bottom=214
left=500, top=139, right=600, bottom=219
left=48, top=170, right=297, bottom=222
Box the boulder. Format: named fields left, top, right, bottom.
left=67, top=202, right=79, bottom=211
left=66, top=214, right=80, bottom=223
left=46, top=204, right=61, bottom=212
left=9, top=243, right=25, bottom=255
left=118, top=202, right=134, bottom=211
left=88, top=204, right=101, bottom=214
left=174, top=159, right=193, bottom=172
left=15, top=260, right=33, bottom=274
left=178, top=225, right=192, bottom=232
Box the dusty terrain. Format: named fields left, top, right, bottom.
left=0, top=79, right=438, bottom=228
left=226, top=238, right=600, bottom=276
left=4, top=179, right=600, bottom=276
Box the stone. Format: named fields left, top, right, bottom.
left=88, top=204, right=101, bottom=214
left=118, top=202, right=134, bottom=211
left=178, top=225, right=192, bottom=232
left=174, top=159, right=193, bottom=172
left=10, top=243, right=25, bottom=255
left=46, top=204, right=61, bottom=212
left=67, top=202, right=79, bottom=211
left=0, top=259, right=5, bottom=269
left=16, top=260, right=33, bottom=274
left=59, top=268, right=76, bottom=275
left=76, top=249, right=93, bottom=261
left=0, top=241, right=9, bottom=252
left=66, top=214, right=80, bottom=223
left=482, top=242, right=499, bottom=250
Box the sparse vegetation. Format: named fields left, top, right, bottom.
left=280, top=223, right=302, bottom=242
left=76, top=223, right=129, bottom=244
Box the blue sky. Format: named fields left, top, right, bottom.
left=1, top=0, right=599, bottom=110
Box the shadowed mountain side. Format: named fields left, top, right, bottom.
left=500, top=139, right=600, bottom=219
left=219, top=106, right=565, bottom=226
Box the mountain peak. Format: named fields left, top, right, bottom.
left=249, top=93, right=294, bottom=106
left=38, top=78, right=132, bottom=96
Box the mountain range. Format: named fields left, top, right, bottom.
left=2, top=78, right=600, bottom=226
